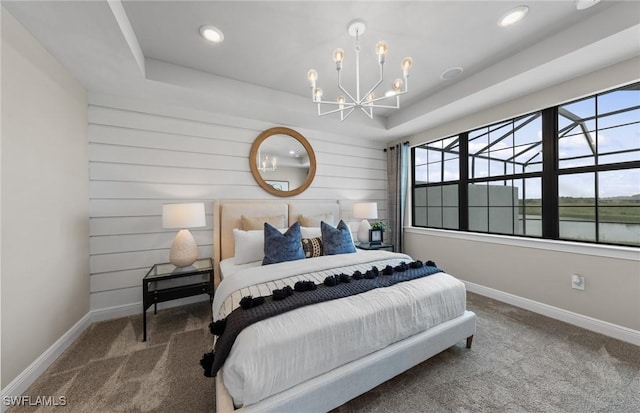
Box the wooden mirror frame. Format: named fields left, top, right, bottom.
left=249, top=126, right=317, bottom=197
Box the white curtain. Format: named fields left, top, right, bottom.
left=386, top=142, right=409, bottom=252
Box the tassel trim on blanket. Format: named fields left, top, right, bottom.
left=201, top=259, right=440, bottom=377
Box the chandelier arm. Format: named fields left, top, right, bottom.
left=338, top=85, right=358, bottom=104
left=367, top=72, right=409, bottom=105
left=316, top=104, right=356, bottom=117
left=401, top=75, right=409, bottom=94
left=355, top=42, right=361, bottom=101
left=361, top=79, right=384, bottom=105
left=337, top=69, right=358, bottom=104
left=365, top=103, right=401, bottom=109
left=315, top=100, right=356, bottom=108
left=340, top=107, right=356, bottom=121
left=360, top=62, right=385, bottom=105
left=364, top=88, right=408, bottom=105
left=359, top=106, right=374, bottom=119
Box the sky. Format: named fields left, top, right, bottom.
left=415, top=87, right=639, bottom=199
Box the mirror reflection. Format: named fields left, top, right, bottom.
left=256, top=134, right=309, bottom=191
left=250, top=127, right=316, bottom=197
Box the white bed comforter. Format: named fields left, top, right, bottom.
left=212, top=251, right=467, bottom=407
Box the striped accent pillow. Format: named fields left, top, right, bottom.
left=302, top=237, right=323, bottom=258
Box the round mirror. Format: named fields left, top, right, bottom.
left=249, top=127, right=316, bottom=197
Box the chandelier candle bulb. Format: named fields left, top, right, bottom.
left=375, top=41, right=388, bottom=63
left=313, top=87, right=323, bottom=102
left=333, top=48, right=345, bottom=68
left=402, top=57, right=413, bottom=76
left=307, top=69, right=318, bottom=88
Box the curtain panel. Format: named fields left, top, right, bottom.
left=386, top=142, right=409, bottom=252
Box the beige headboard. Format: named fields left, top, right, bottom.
left=212, top=200, right=340, bottom=284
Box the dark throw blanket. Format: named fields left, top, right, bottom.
left=201, top=260, right=442, bottom=377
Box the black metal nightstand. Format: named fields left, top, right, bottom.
left=142, top=258, right=213, bottom=341
left=356, top=242, right=394, bottom=251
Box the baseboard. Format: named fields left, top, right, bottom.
left=91, top=295, right=210, bottom=323
left=90, top=302, right=141, bottom=323
left=464, top=281, right=640, bottom=346
left=0, top=312, right=92, bottom=412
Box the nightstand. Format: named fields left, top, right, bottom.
left=356, top=242, right=394, bottom=251
left=142, top=258, right=213, bottom=341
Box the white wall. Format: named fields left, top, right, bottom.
left=403, top=58, right=640, bottom=336
left=405, top=230, right=639, bottom=331
left=88, top=94, right=388, bottom=314
left=1, top=9, right=89, bottom=387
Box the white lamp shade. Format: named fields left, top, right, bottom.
left=162, top=203, right=206, bottom=229
left=353, top=202, right=378, bottom=219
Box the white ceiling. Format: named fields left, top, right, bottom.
left=3, top=1, right=640, bottom=142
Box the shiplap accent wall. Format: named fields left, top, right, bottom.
left=88, top=94, right=388, bottom=313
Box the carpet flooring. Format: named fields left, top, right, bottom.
left=8, top=292, right=640, bottom=412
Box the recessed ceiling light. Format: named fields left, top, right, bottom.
left=498, top=5, right=529, bottom=27
left=441, top=67, right=463, bottom=80
left=199, top=25, right=224, bottom=43
left=575, top=0, right=600, bottom=10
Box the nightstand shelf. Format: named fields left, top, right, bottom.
left=142, top=258, right=213, bottom=341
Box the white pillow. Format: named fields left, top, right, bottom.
left=233, top=227, right=288, bottom=265
left=300, top=226, right=322, bottom=238
left=233, top=229, right=265, bottom=265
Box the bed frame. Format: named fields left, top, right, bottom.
left=212, top=200, right=476, bottom=413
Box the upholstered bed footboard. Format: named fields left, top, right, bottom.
left=215, top=310, right=476, bottom=413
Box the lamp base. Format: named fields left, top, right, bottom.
left=169, top=229, right=198, bottom=267
left=357, top=219, right=371, bottom=244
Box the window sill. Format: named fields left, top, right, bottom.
left=404, top=227, right=639, bottom=261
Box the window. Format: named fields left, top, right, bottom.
left=412, top=82, right=640, bottom=247
left=467, top=113, right=543, bottom=236
left=557, top=84, right=640, bottom=245
left=413, top=137, right=460, bottom=229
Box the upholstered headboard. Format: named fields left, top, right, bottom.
left=212, top=200, right=340, bottom=284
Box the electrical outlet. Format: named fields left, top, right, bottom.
left=571, top=274, right=585, bottom=290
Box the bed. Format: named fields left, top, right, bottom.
left=210, top=200, right=476, bottom=413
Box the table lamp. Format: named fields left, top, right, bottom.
left=352, top=202, right=378, bottom=243
left=162, top=202, right=206, bottom=267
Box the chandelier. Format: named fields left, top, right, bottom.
left=307, top=20, right=413, bottom=121
left=257, top=149, right=277, bottom=172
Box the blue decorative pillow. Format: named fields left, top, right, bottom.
left=321, top=220, right=356, bottom=255
left=262, top=221, right=305, bottom=265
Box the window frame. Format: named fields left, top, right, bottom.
left=411, top=82, right=640, bottom=248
